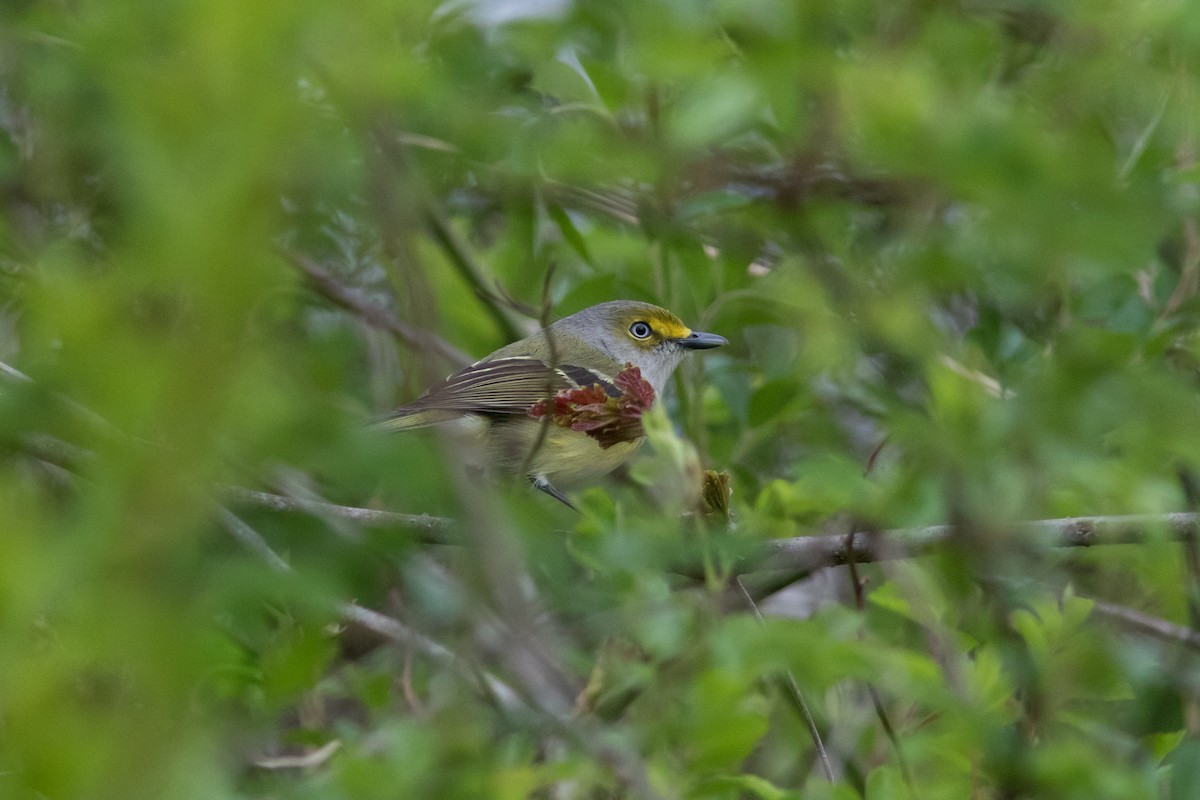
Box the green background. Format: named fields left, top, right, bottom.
left=3, top=1, right=1200, bottom=797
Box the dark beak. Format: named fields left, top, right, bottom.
left=676, top=330, right=728, bottom=350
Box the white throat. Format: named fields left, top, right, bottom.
left=623, top=347, right=686, bottom=399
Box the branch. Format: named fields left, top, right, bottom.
left=424, top=206, right=525, bottom=342
left=227, top=486, right=1200, bottom=581
left=337, top=602, right=523, bottom=709
left=735, top=578, right=834, bottom=783
left=253, top=740, right=343, bottom=771
left=219, top=503, right=663, bottom=798
left=283, top=249, right=471, bottom=367
left=1089, top=598, right=1200, bottom=652
left=361, top=121, right=526, bottom=343
left=217, top=506, right=291, bottom=572
left=0, top=359, right=32, bottom=383
left=758, top=513, right=1200, bottom=576
left=222, top=486, right=454, bottom=540
left=215, top=506, right=522, bottom=710
left=844, top=535, right=918, bottom=797
left=0, top=360, right=125, bottom=438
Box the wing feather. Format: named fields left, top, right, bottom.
left=379, top=357, right=617, bottom=431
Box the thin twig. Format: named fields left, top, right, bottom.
left=760, top=513, right=1200, bottom=577
left=16, top=433, right=94, bottom=471
left=1175, top=469, right=1200, bottom=629
left=215, top=505, right=525, bottom=710
left=0, top=359, right=32, bottom=383
left=400, top=647, right=425, bottom=714
left=222, top=486, right=454, bottom=537
left=1163, top=218, right=1200, bottom=317
left=518, top=263, right=560, bottom=484
left=226, top=488, right=1200, bottom=581
left=423, top=205, right=524, bottom=341
left=557, top=719, right=666, bottom=800
left=736, top=578, right=834, bottom=783
left=407, top=554, right=665, bottom=800
left=228, top=491, right=1200, bottom=579
left=845, top=533, right=919, bottom=798
left=1178, top=469, right=1200, bottom=771
left=283, top=248, right=471, bottom=367
left=544, top=182, right=640, bottom=226
left=442, top=445, right=579, bottom=717
left=0, top=359, right=125, bottom=437
left=217, top=506, right=291, bottom=572
left=337, top=602, right=524, bottom=710
left=253, top=740, right=343, bottom=770
left=1089, top=598, right=1200, bottom=651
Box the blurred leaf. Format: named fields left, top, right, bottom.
left=2, top=0, right=1199, bottom=796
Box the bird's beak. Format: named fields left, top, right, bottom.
left=676, top=330, right=728, bottom=350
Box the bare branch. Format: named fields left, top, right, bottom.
left=0, top=359, right=32, bottom=383
left=444, top=454, right=579, bottom=717
left=337, top=602, right=524, bottom=710
left=518, top=263, right=560, bottom=484
left=216, top=505, right=524, bottom=710
left=222, top=486, right=454, bottom=539
left=216, top=506, right=292, bottom=572
left=424, top=205, right=526, bottom=342
left=1161, top=218, right=1200, bottom=317
left=758, top=513, right=1200, bottom=577
left=226, top=486, right=1200, bottom=582
left=845, top=533, right=919, bottom=797
left=364, top=122, right=526, bottom=342
left=1089, top=598, right=1200, bottom=652
left=253, top=740, right=343, bottom=770
left=736, top=578, right=834, bottom=783
left=0, top=359, right=126, bottom=438
left=283, top=249, right=471, bottom=367
left=219, top=496, right=662, bottom=798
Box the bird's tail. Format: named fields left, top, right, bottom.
left=372, top=407, right=463, bottom=432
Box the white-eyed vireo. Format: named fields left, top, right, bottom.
left=381, top=300, right=726, bottom=507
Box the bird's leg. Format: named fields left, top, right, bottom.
left=530, top=475, right=579, bottom=512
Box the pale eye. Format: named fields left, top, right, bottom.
left=629, top=321, right=652, bottom=339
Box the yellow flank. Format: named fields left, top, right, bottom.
left=490, top=417, right=642, bottom=487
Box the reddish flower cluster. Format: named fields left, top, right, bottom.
left=528, top=364, right=656, bottom=449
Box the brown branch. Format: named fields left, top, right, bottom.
left=283, top=249, right=471, bottom=367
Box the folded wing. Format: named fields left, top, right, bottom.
left=378, top=357, right=617, bottom=431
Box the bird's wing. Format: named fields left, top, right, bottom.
left=378, top=357, right=618, bottom=431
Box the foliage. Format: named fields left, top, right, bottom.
left=3, top=0, right=1200, bottom=798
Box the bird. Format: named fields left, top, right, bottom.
left=379, top=300, right=727, bottom=508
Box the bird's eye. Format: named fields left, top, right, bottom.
left=629, top=321, right=652, bottom=339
